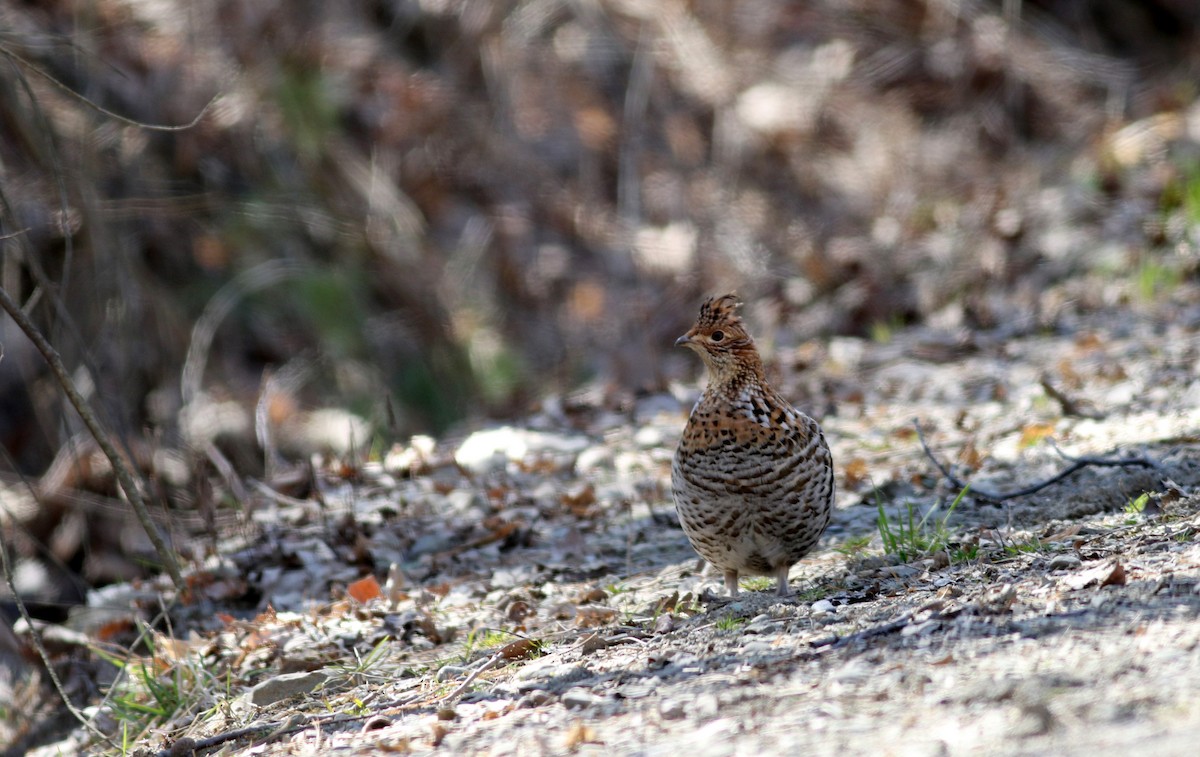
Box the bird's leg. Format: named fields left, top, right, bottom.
left=724, top=569, right=740, bottom=596
left=774, top=565, right=792, bottom=597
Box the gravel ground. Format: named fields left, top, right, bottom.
left=14, top=302, right=1200, bottom=757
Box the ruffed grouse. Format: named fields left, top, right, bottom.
left=672, top=293, right=834, bottom=597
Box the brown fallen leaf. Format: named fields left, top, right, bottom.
left=564, top=722, right=600, bottom=749
left=842, top=457, right=869, bottom=489
left=347, top=575, right=382, bottom=604
left=1100, top=561, right=1126, bottom=587
left=1018, top=422, right=1056, bottom=448
left=956, top=439, right=983, bottom=470
left=430, top=723, right=449, bottom=747
left=1043, top=523, right=1083, bottom=542
left=575, top=606, right=617, bottom=628
left=574, top=587, right=608, bottom=604
left=1061, top=560, right=1125, bottom=590
left=499, top=638, right=540, bottom=660
left=561, top=483, right=597, bottom=515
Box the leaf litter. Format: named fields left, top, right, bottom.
left=15, top=307, right=1200, bottom=757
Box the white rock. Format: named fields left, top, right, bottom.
left=454, top=426, right=589, bottom=474
left=810, top=599, right=836, bottom=615
left=245, top=670, right=330, bottom=706
left=634, top=426, right=665, bottom=448
left=575, top=445, right=614, bottom=474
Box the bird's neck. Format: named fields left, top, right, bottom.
left=705, top=359, right=766, bottom=401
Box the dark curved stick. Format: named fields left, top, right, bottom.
left=913, top=419, right=1159, bottom=502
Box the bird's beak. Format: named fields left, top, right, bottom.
left=674, top=334, right=691, bottom=347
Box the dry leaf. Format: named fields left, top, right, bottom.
left=574, top=587, right=608, bottom=604
left=95, top=619, right=135, bottom=642
left=499, top=638, right=540, bottom=660
left=430, top=723, right=448, bottom=747
left=1056, top=357, right=1082, bottom=389
left=1062, top=561, right=1125, bottom=590
left=1018, top=422, right=1056, bottom=448
left=564, top=722, right=599, bottom=749
left=1100, top=561, right=1126, bottom=587
left=347, top=575, right=382, bottom=604
left=575, top=606, right=617, bottom=628
left=842, top=458, right=869, bottom=489
left=1043, top=524, right=1082, bottom=542
left=561, top=483, right=597, bottom=515
left=1074, top=331, right=1102, bottom=350
left=957, top=439, right=983, bottom=470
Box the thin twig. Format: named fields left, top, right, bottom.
left=150, top=691, right=428, bottom=757
left=0, top=449, right=118, bottom=750
left=441, top=650, right=506, bottom=703
left=913, top=418, right=1158, bottom=502
left=1039, top=375, right=1104, bottom=419
left=0, top=46, right=219, bottom=131
left=0, top=283, right=184, bottom=589
left=810, top=614, right=914, bottom=649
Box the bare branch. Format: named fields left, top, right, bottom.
left=0, top=283, right=184, bottom=590
left=0, top=45, right=219, bottom=132
left=913, top=419, right=1159, bottom=503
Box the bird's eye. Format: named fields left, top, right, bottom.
left=710, top=330, right=725, bottom=342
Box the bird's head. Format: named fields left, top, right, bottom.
left=675, top=293, right=761, bottom=381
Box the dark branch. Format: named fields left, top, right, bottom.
left=913, top=419, right=1159, bottom=503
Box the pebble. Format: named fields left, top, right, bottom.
left=575, top=445, right=614, bottom=474
left=1047, top=554, right=1082, bottom=570
left=435, top=665, right=469, bottom=682
left=743, top=615, right=779, bottom=634
left=810, top=599, right=836, bottom=615
left=659, top=698, right=686, bottom=720
left=245, top=670, right=330, bottom=707
left=561, top=687, right=604, bottom=709
left=634, top=426, right=666, bottom=448
left=515, top=663, right=592, bottom=692
left=741, top=640, right=777, bottom=656
left=883, top=564, right=921, bottom=579
left=694, top=692, right=721, bottom=718
left=517, top=690, right=553, bottom=709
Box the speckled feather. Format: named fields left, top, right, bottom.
left=671, top=294, right=834, bottom=596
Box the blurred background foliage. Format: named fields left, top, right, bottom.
left=0, top=0, right=1199, bottom=480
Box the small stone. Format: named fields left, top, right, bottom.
left=435, top=665, right=468, bottom=682
left=561, top=688, right=603, bottom=709
left=1047, top=554, right=1081, bottom=570
left=694, top=692, right=720, bottom=718
left=245, top=670, right=329, bottom=707
left=445, top=490, right=484, bottom=513
left=883, top=565, right=921, bottom=579
left=741, top=640, right=776, bottom=656
left=659, top=698, right=686, bottom=720
left=901, top=620, right=940, bottom=637
left=517, top=691, right=553, bottom=709
left=575, top=446, right=614, bottom=474
left=810, top=599, right=836, bottom=615
left=743, top=614, right=778, bottom=634
left=634, top=426, right=665, bottom=448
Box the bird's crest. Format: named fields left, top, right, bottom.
left=696, top=293, right=743, bottom=330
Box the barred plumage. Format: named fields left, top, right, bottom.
left=671, top=293, right=834, bottom=596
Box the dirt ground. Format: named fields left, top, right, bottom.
left=12, top=299, right=1200, bottom=757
